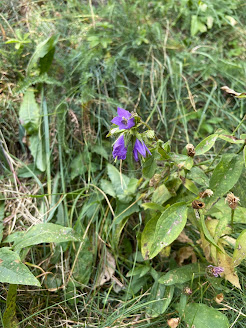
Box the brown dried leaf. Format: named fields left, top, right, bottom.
left=221, top=86, right=246, bottom=98
left=96, top=249, right=116, bottom=287
left=217, top=247, right=241, bottom=289
left=167, top=318, right=180, bottom=328
left=215, top=293, right=224, bottom=304
left=176, top=246, right=197, bottom=266
left=177, top=230, right=193, bottom=243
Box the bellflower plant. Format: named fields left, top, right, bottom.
left=111, top=107, right=135, bottom=130
left=112, top=135, right=127, bottom=160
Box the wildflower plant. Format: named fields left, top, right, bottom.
left=107, top=93, right=246, bottom=326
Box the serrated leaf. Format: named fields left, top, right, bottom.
left=184, top=303, right=229, bottom=328
left=12, top=223, right=79, bottom=252
left=27, top=34, right=59, bottom=74
left=149, top=203, right=188, bottom=259
left=0, top=248, right=40, bottom=286
left=19, top=89, right=40, bottom=134
left=158, top=263, right=206, bottom=285
left=233, top=230, right=246, bottom=267
left=195, top=134, right=218, bottom=156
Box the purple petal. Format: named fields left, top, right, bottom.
left=112, top=135, right=127, bottom=160
left=111, top=117, right=123, bottom=125
left=133, top=147, right=139, bottom=161
left=133, top=139, right=152, bottom=161
left=125, top=117, right=135, bottom=129
left=117, top=107, right=131, bottom=119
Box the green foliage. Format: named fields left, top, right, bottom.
left=184, top=303, right=229, bottom=328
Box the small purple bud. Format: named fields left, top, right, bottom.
left=133, top=139, right=151, bottom=161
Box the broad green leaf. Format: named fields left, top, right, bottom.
left=73, top=237, right=94, bottom=285
left=141, top=203, right=164, bottom=212
left=142, top=150, right=158, bottom=179
left=244, top=145, right=246, bottom=168
left=233, top=168, right=246, bottom=207
left=151, top=184, right=172, bottom=204
left=29, top=133, right=46, bottom=172
left=200, top=215, right=221, bottom=250
left=3, top=284, right=19, bottom=328
left=195, top=134, right=218, bottom=156
left=100, top=179, right=116, bottom=197
left=19, top=89, right=40, bottom=134
left=107, top=163, right=130, bottom=199
left=218, top=134, right=245, bottom=144
left=141, top=214, right=160, bottom=260
left=209, top=154, right=244, bottom=200
left=0, top=248, right=40, bottom=286
left=147, top=283, right=174, bottom=317
left=158, top=263, right=206, bottom=285
left=113, top=201, right=140, bottom=225
left=233, top=230, right=246, bottom=267
left=184, top=303, right=229, bottom=328
left=187, top=167, right=209, bottom=186
left=92, top=144, right=108, bottom=159
left=13, top=223, right=79, bottom=252
left=27, top=34, right=59, bottom=74
left=126, top=265, right=150, bottom=277
left=181, top=177, right=199, bottom=194
left=149, top=203, right=188, bottom=259
left=191, top=15, right=207, bottom=36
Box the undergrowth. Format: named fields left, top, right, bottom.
left=1, top=0, right=246, bottom=327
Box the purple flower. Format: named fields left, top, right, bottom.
left=207, top=265, right=224, bottom=277
left=112, top=135, right=127, bottom=160
left=133, top=139, right=151, bottom=161
left=111, top=108, right=135, bottom=130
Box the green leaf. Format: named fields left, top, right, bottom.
left=0, top=199, right=4, bottom=242
left=191, top=15, right=207, bottom=36
left=209, top=154, right=244, bottom=200
left=113, top=201, right=140, bottom=225
left=29, top=133, right=46, bottom=172
left=0, top=248, right=40, bottom=286
left=233, top=168, right=246, bottom=207
left=195, top=134, right=218, bottom=156
left=158, top=263, right=205, bottom=285
left=147, top=283, right=174, bottom=317
left=142, top=150, right=158, bottom=179
left=126, top=265, right=150, bottom=277
left=233, top=229, right=246, bottom=267
left=187, top=167, right=209, bottom=187
left=73, top=237, right=94, bottom=285
left=151, top=184, right=172, bottom=204
left=27, top=34, right=59, bottom=74
left=100, top=179, right=116, bottom=197
left=141, top=203, right=164, bottom=212
left=181, top=177, right=199, bottom=195
left=12, top=223, right=79, bottom=252
left=149, top=203, right=188, bottom=259
left=141, top=214, right=159, bottom=260
left=184, top=303, right=229, bottom=328
left=19, top=89, right=40, bottom=134
left=218, top=134, right=245, bottom=144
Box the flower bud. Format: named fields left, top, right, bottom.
left=186, top=143, right=195, bottom=157
left=225, top=192, right=240, bottom=209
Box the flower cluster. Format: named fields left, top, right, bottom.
left=206, top=265, right=224, bottom=277
left=111, top=108, right=152, bottom=161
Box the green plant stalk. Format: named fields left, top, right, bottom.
left=231, top=209, right=235, bottom=232
left=3, top=284, right=19, bottom=328
left=42, top=89, right=52, bottom=207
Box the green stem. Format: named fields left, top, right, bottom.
left=231, top=209, right=235, bottom=232
left=3, top=284, right=19, bottom=328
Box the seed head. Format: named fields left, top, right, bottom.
left=186, top=143, right=196, bottom=157
left=225, top=192, right=240, bottom=209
